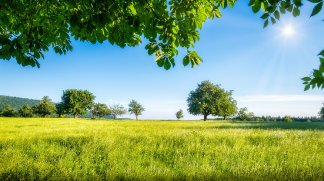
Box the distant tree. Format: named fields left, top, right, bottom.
left=91, top=103, right=111, bottom=119
left=33, top=96, right=56, bottom=117
left=128, top=100, right=145, bottom=120
left=216, top=92, right=237, bottom=120
left=61, top=89, right=95, bottom=118
left=56, top=102, right=66, bottom=118
left=319, top=104, right=324, bottom=119
left=187, top=81, right=232, bottom=121
left=237, top=107, right=254, bottom=121
left=283, top=116, right=293, bottom=123
left=176, top=109, right=184, bottom=120
left=0, top=104, right=16, bottom=117
left=110, top=104, right=127, bottom=119
left=18, top=105, right=33, bottom=117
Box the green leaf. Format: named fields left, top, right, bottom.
left=304, top=84, right=311, bottom=91
left=287, top=5, right=294, bottom=12
left=248, top=0, right=255, bottom=6
left=274, top=11, right=280, bottom=20
left=308, top=0, right=322, bottom=3
left=260, top=13, right=269, bottom=19
left=164, top=60, right=171, bottom=70
left=263, top=19, right=269, bottom=28
left=293, top=7, right=300, bottom=17
left=157, top=59, right=164, bottom=67
left=280, top=5, right=286, bottom=14
left=271, top=17, right=276, bottom=24
left=310, top=2, right=323, bottom=17
left=318, top=49, right=324, bottom=57
left=252, top=0, right=261, bottom=13
left=183, top=56, right=190, bottom=66
left=302, top=77, right=311, bottom=81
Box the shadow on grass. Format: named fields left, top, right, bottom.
left=187, top=121, right=324, bottom=131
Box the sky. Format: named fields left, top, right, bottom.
left=0, top=2, right=324, bottom=120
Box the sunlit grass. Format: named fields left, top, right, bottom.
left=0, top=118, right=323, bottom=180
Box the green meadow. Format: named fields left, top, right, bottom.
left=0, top=118, right=323, bottom=180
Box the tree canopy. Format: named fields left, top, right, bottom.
left=56, top=102, right=66, bottom=118
left=110, top=104, right=127, bottom=119
left=216, top=92, right=237, bottom=120
left=237, top=107, right=255, bottom=121
left=91, top=103, right=111, bottom=119
left=0, top=0, right=323, bottom=88
left=60, top=89, right=95, bottom=118
left=128, top=100, right=145, bottom=120
left=187, top=80, right=237, bottom=121
left=176, top=109, right=184, bottom=120
left=33, top=96, right=56, bottom=117
left=0, top=104, right=16, bottom=117
left=319, top=104, right=324, bottom=119
left=18, top=105, right=34, bottom=117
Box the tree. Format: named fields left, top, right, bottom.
left=319, top=104, right=324, bottom=119
left=91, top=103, right=111, bottom=119
left=61, top=89, right=95, bottom=118
left=33, top=96, right=56, bottom=117
left=237, top=107, right=255, bottom=121
left=283, top=115, right=293, bottom=123
left=176, top=109, right=184, bottom=120
left=1, top=1, right=323, bottom=90
left=0, top=104, right=16, bottom=117
left=187, top=81, right=229, bottom=121
left=18, top=105, right=33, bottom=117
left=56, top=102, right=66, bottom=118
left=110, top=104, right=127, bottom=119
left=1, top=1, right=323, bottom=89
left=216, top=92, right=237, bottom=120
left=128, top=100, right=145, bottom=120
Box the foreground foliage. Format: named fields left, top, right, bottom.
left=0, top=118, right=323, bottom=180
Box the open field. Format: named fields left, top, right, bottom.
left=0, top=118, right=323, bottom=180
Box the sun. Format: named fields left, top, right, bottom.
left=282, top=24, right=295, bottom=38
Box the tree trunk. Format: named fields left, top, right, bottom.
left=136, top=115, right=138, bottom=120
left=224, top=116, right=227, bottom=120
left=203, top=114, right=207, bottom=121
left=74, top=114, right=77, bottom=118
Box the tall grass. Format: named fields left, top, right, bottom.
left=0, top=118, right=323, bottom=180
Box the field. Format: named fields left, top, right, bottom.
left=0, top=118, right=323, bottom=180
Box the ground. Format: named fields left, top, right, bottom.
left=0, top=118, right=323, bottom=180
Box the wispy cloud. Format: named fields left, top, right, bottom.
left=236, top=95, right=324, bottom=102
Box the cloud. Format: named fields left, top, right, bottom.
left=235, top=95, right=324, bottom=102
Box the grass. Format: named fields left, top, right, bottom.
left=0, top=118, right=323, bottom=180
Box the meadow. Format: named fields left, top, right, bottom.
left=0, top=118, right=323, bottom=180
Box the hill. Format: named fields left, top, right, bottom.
left=0, top=95, right=40, bottom=109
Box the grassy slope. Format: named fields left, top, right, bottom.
left=0, top=118, right=323, bottom=180
left=0, top=95, right=39, bottom=109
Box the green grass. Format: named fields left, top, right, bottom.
left=0, top=118, right=323, bottom=180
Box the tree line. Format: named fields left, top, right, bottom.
left=1, top=81, right=323, bottom=121
left=0, top=89, right=145, bottom=120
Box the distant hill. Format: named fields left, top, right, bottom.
left=0, top=95, right=40, bottom=109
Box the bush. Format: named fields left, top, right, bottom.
left=0, top=104, right=16, bottom=117
left=283, top=116, right=293, bottom=123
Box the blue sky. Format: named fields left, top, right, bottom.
left=0, top=2, right=323, bottom=119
